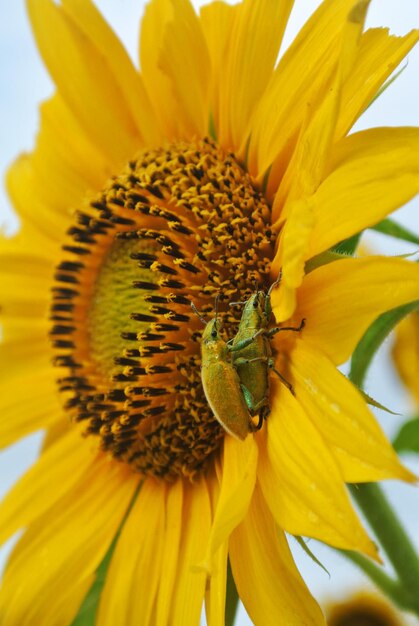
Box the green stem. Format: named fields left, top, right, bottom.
left=349, top=483, right=419, bottom=615
left=225, top=560, right=239, bottom=626
left=348, top=308, right=419, bottom=617
left=341, top=550, right=413, bottom=612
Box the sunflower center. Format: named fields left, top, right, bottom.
left=51, top=138, right=275, bottom=480
left=329, top=609, right=399, bottom=626
left=88, top=239, right=160, bottom=377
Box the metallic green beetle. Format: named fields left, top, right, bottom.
left=192, top=302, right=259, bottom=440
left=230, top=282, right=305, bottom=425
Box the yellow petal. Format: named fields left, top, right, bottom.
left=392, top=312, right=419, bottom=405
left=0, top=336, right=49, bottom=383
left=7, top=156, right=66, bottom=243
left=307, top=127, right=419, bottom=257
left=289, top=340, right=415, bottom=483
left=0, top=255, right=49, bottom=336
left=205, top=541, right=228, bottom=626
left=0, top=267, right=49, bottom=319
left=171, top=478, right=212, bottom=625
left=338, top=1, right=371, bottom=82
left=43, top=578, right=96, bottom=626
left=0, top=427, right=94, bottom=546
left=0, top=251, right=52, bottom=280
left=0, top=315, right=48, bottom=341
left=271, top=87, right=339, bottom=219
left=216, top=0, right=294, bottom=153
left=0, top=297, right=44, bottom=318
left=270, top=1, right=370, bottom=320
left=202, top=434, right=258, bottom=571
left=0, top=456, right=138, bottom=625
left=229, top=484, right=326, bottom=626
left=337, top=28, right=419, bottom=139
left=257, top=384, right=377, bottom=556
left=41, top=417, right=72, bottom=451
left=0, top=224, right=53, bottom=260
left=32, top=127, right=98, bottom=214
left=5, top=516, right=95, bottom=626
left=247, top=0, right=357, bottom=178
left=295, top=256, right=419, bottom=365
left=10, top=94, right=111, bottom=227
left=27, top=0, right=141, bottom=165
left=0, top=265, right=50, bottom=377
left=0, top=298, right=45, bottom=321
left=155, top=479, right=183, bottom=625
left=271, top=197, right=315, bottom=323
left=271, top=0, right=369, bottom=210
left=200, top=1, right=238, bottom=137
left=0, top=369, right=61, bottom=448
left=12, top=93, right=109, bottom=245
left=140, top=0, right=210, bottom=139
left=60, top=0, right=162, bottom=148
left=31, top=95, right=112, bottom=212
left=97, top=479, right=165, bottom=626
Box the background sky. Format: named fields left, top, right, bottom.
left=1, top=1, right=419, bottom=624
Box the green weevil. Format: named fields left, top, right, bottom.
left=191, top=302, right=259, bottom=440
left=230, top=280, right=305, bottom=424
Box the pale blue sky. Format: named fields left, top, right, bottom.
left=1, top=2, right=419, bottom=624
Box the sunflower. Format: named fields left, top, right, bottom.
left=1, top=0, right=419, bottom=624
left=325, top=591, right=406, bottom=626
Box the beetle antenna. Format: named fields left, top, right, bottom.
left=190, top=302, right=207, bottom=325
left=268, top=269, right=282, bottom=296
left=214, top=294, right=220, bottom=320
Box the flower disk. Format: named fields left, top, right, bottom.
left=51, top=137, right=276, bottom=480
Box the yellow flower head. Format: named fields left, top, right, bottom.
left=1, top=1, right=419, bottom=624
left=325, top=591, right=406, bottom=626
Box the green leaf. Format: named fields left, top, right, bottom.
left=349, top=300, right=419, bottom=388
left=366, top=63, right=407, bottom=111
left=393, top=417, right=419, bottom=453
left=292, top=536, right=330, bottom=577
left=371, top=218, right=419, bottom=246
left=329, top=216, right=419, bottom=258
left=359, top=389, right=400, bottom=415
left=332, top=232, right=362, bottom=256
left=225, top=559, right=239, bottom=626
left=305, top=250, right=347, bottom=274
left=71, top=543, right=115, bottom=626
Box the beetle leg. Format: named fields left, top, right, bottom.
left=249, top=412, right=264, bottom=431
left=234, top=355, right=296, bottom=396
left=234, top=356, right=267, bottom=366
left=268, top=359, right=296, bottom=396
left=229, top=328, right=265, bottom=353
left=267, top=318, right=305, bottom=337
left=238, top=381, right=269, bottom=419
left=240, top=383, right=256, bottom=413
left=260, top=405, right=271, bottom=420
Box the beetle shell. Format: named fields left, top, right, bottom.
left=231, top=291, right=271, bottom=415
left=200, top=318, right=252, bottom=441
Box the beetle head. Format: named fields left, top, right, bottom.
left=202, top=316, right=223, bottom=343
